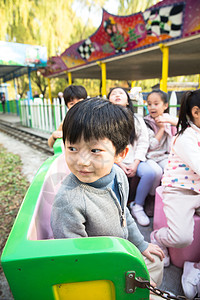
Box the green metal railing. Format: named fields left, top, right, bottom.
left=0, top=99, right=20, bottom=115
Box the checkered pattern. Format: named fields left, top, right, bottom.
left=143, top=4, right=184, bottom=38
left=78, top=38, right=95, bottom=60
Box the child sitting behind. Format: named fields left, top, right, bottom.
left=144, top=89, right=178, bottom=196
left=108, top=87, right=156, bottom=226
left=48, top=85, right=87, bottom=148
left=150, top=89, right=200, bottom=268
left=51, top=98, right=164, bottom=290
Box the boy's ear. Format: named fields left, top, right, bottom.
left=114, top=146, right=129, bottom=164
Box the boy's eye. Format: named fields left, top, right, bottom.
left=68, top=146, right=77, bottom=152
left=91, top=149, right=101, bottom=153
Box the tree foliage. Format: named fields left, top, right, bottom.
left=1, top=0, right=198, bottom=97
left=15, top=76, right=29, bottom=98
left=0, top=0, right=106, bottom=55
left=0, top=0, right=107, bottom=97
left=31, top=71, right=48, bottom=97
left=118, top=0, right=159, bottom=15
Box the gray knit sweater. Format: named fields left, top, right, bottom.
left=51, top=164, right=148, bottom=253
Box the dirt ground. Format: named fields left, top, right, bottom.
left=0, top=131, right=50, bottom=300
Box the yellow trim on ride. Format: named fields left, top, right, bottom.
left=159, top=44, right=169, bottom=93
left=97, top=61, right=107, bottom=97
left=68, top=72, right=72, bottom=85
left=53, top=280, right=115, bottom=300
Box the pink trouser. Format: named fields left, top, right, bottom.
left=156, top=186, right=200, bottom=248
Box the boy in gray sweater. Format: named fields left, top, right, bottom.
left=51, top=97, right=164, bottom=291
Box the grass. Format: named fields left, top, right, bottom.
left=0, top=144, right=29, bottom=273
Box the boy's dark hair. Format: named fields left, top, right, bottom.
left=63, top=85, right=87, bottom=106
left=177, top=89, right=200, bottom=136
left=62, top=97, right=134, bottom=155
left=147, top=89, right=169, bottom=104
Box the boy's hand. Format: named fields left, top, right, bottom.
left=142, top=243, right=165, bottom=262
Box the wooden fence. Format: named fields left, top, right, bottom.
left=19, top=98, right=68, bottom=133
left=19, top=91, right=179, bottom=134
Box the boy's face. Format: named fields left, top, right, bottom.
left=67, top=98, right=83, bottom=109
left=65, top=136, right=127, bottom=183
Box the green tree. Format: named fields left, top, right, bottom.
left=118, top=0, right=160, bottom=15
left=31, top=71, right=48, bottom=98
left=15, top=76, right=29, bottom=98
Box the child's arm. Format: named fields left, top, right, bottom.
left=48, top=123, right=63, bottom=148
left=51, top=186, right=88, bottom=239
left=126, top=208, right=164, bottom=261
left=154, top=118, right=165, bottom=143
left=174, top=129, right=200, bottom=176
left=147, top=114, right=176, bottom=149
left=126, top=207, right=149, bottom=252
left=151, top=114, right=178, bottom=145
left=147, top=126, right=163, bottom=150
left=156, top=114, right=178, bottom=126
left=125, top=159, right=140, bottom=177
left=134, top=115, right=149, bottom=161
left=117, top=162, right=132, bottom=175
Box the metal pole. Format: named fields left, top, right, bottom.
left=101, top=63, right=106, bottom=97
left=47, top=78, right=52, bottom=103
left=68, top=72, right=72, bottom=85
left=131, top=81, right=136, bottom=88
left=28, top=67, right=33, bottom=99
left=159, top=44, right=169, bottom=93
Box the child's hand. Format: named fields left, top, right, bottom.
left=126, top=163, right=137, bottom=177
left=155, top=115, right=178, bottom=126
left=155, top=116, right=165, bottom=128
left=52, top=130, right=63, bottom=139
left=142, top=243, right=165, bottom=262
left=118, top=162, right=130, bottom=175
left=126, top=160, right=140, bottom=177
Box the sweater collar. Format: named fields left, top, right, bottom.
left=87, top=167, right=115, bottom=189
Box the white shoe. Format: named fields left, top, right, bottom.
left=131, top=204, right=150, bottom=226
left=150, top=230, right=170, bottom=267
left=182, top=261, right=200, bottom=299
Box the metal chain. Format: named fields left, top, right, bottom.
left=146, top=281, right=200, bottom=300
left=145, top=282, right=188, bottom=300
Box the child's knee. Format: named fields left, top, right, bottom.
left=145, top=168, right=156, bottom=182
left=145, top=254, right=164, bottom=287
left=154, top=167, right=163, bottom=181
